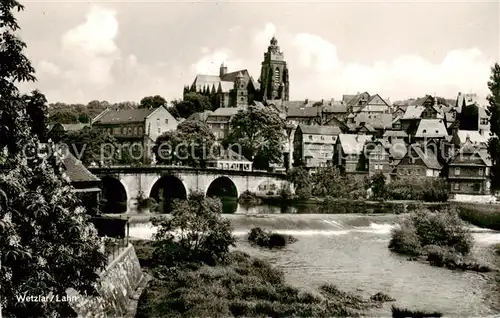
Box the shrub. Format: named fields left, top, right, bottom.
left=391, top=306, right=442, bottom=317
left=389, top=207, right=481, bottom=270
left=385, top=177, right=448, bottom=202
left=456, top=203, right=500, bottom=231
left=370, top=172, right=387, bottom=200
left=238, top=190, right=262, bottom=206
left=248, top=227, right=297, bottom=248
left=152, top=191, right=236, bottom=266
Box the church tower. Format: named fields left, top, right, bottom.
left=233, top=71, right=248, bottom=107
left=259, top=36, right=289, bottom=101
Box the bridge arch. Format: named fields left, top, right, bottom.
left=100, top=175, right=128, bottom=213
left=206, top=176, right=238, bottom=199
left=149, top=175, right=188, bottom=213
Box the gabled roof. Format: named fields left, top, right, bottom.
left=94, top=108, right=158, bottom=124
left=409, top=95, right=434, bottom=107
left=409, top=144, right=442, bottom=170
left=360, top=94, right=390, bottom=112
left=287, top=105, right=321, bottom=118
left=297, top=124, right=341, bottom=136
left=220, top=69, right=250, bottom=82
left=347, top=92, right=371, bottom=107
left=383, top=130, right=408, bottom=138
left=414, top=119, right=448, bottom=138
left=456, top=130, right=488, bottom=145
left=187, top=110, right=213, bottom=122
left=365, top=140, right=391, bottom=156
left=354, top=113, right=392, bottom=130
left=207, top=106, right=245, bottom=118
left=323, top=104, right=347, bottom=113
left=338, top=134, right=373, bottom=155
left=456, top=93, right=477, bottom=108
left=62, top=152, right=100, bottom=183
left=402, top=106, right=425, bottom=119
left=342, top=94, right=357, bottom=105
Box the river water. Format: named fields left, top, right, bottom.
left=129, top=206, right=500, bottom=317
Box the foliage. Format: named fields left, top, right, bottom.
left=139, top=95, right=167, bottom=109
left=237, top=191, right=262, bottom=206
left=248, top=227, right=297, bottom=248
left=391, top=306, right=442, bottom=318
left=309, top=167, right=368, bottom=200
left=136, top=247, right=377, bottom=318
left=48, top=100, right=138, bottom=125
left=0, top=2, right=106, bottom=316
left=48, top=110, right=79, bottom=124
left=487, top=63, right=500, bottom=190
left=153, top=120, right=217, bottom=167
left=224, top=105, right=286, bottom=170
left=389, top=208, right=479, bottom=271
left=58, top=128, right=118, bottom=166
left=385, top=177, right=448, bottom=202
left=455, top=202, right=500, bottom=231
left=370, top=172, right=386, bottom=200
left=172, top=92, right=213, bottom=118
left=286, top=167, right=311, bottom=199
left=152, top=191, right=236, bottom=266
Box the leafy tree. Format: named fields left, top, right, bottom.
left=172, top=92, right=213, bottom=118
left=286, top=167, right=311, bottom=198
left=24, top=89, right=49, bottom=142
left=139, top=95, right=167, bottom=109
left=370, top=172, right=386, bottom=200
left=59, top=128, right=118, bottom=166
left=0, top=1, right=106, bottom=316
left=487, top=63, right=500, bottom=191
left=224, top=105, right=286, bottom=170
left=152, top=191, right=236, bottom=266
left=48, top=110, right=79, bottom=124
left=153, top=120, right=217, bottom=167
left=78, top=113, right=90, bottom=123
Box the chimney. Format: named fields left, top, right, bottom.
left=304, top=98, right=309, bottom=105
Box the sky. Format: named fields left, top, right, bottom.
left=17, top=0, right=499, bottom=104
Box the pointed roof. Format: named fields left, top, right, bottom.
left=414, top=119, right=448, bottom=138
left=409, top=144, right=442, bottom=170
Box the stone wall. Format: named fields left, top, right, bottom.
left=67, top=244, right=144, bottom=318
left=450, top=194, right=497, bottom=204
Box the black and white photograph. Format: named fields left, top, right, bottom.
left=1, top=0, right=499, bottom=317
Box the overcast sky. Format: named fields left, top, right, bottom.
left=17, top=0, right=499, bottom=104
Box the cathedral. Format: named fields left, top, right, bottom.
left=183, top=36, right=290, bottom=107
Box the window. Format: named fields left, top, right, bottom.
left=139, top=127, right=143, bottom=134
left=455, top=167, right=460, bottom=175
left=321, top=136, right=325, bottom=140
left=133, top=127, right=137, bottom=135
left=128, top=127, right=132, bottom=134
left=122, top=127, right=126, bottom=134
left=479, top=168, right=484, bottom=176
left=165, top=119, right=169, bottom=124
left=422, top=129, right=427, bottom=133
left=309, top=135, right=313, bottom=140
left=480, top=118, right=489, bottom=125
left=220, top=124, right=225, bottom=129
left=240, top=97, right=245, bottom=101
left=157, top=127, right=161, bottom=134
left=454, top=183, right=460, bottom=190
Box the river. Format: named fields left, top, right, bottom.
left=129, top=205, right=500, bottom=317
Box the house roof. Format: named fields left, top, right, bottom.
left=287, top=105, right=321, bottom=118
left=354, top=113, right=392, bottom=129
left=94, top=108, right=157, bottom=124
left=338, top=134, right=373, bottom=155
left=219, top=81, right=234, bottom=93
left=323, top=104, right=347, bottom=113
left=207, top=107, right=245, bottom=118
left=347, top=92, right=371, bottom=107
left=409, top=144, right=442, bottom=170
left=456, top=93, right=477, bottom=108
left=298, top=124, right=342, bottom=136
left=62, top=152, right=100, bottom=183
left=402, top=106, right=425, bottom=119
left=456, top=130, right=488, bottom=145
left=187, top=110, right=213, bottom=122
left=414, top=119, right=448, bottom=138
left=360, top=94, right=390, bottom=112
left=383, top=130, right=408, bottom=138
left=342, top=94, right=357, bottom=105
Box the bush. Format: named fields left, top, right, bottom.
left=238, top=190, right=262, bottom=206
left=248, top=227, right=297, bottom=248
left=456, top=203, right=500, bottom=231
left=370, top=172, right=386, bottom=200
left=386, top=177, right=448, bottom=202
left=152, top=191, right=236, bottom=266
left=391, top=306, right=442, bottom=317
left=389, top=207, right=482, bottom=271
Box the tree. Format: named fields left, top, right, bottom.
left=172, top=92, right=213, bottom=118
left=48, top=110, right=79, bottom=124
left=224, top=106, right=286, bottom=170
left=139, top=95, right=167, bottom=109
left=24, top=89, right=49, bottom=142
left=286, top=167, right=311, bottom=199
left=0, top=2, right=106, bottom=316
left=370, top=172, right=386, bottom=200
left=59, top=128, right=118, bottom=167
left=488, top=63, right=500, bottom=191
left=152, top=191, right=236, bottom=266
left=153, top=120, right=217, bottom=167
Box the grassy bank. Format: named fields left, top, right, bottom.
left=454, top=202, right=500, bottom=231
left=135, top=241, right=395, bottom=317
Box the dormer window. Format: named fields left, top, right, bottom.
left=455, top=167, right=460, bottom=175
left=423, top=129, right=427, bottom=133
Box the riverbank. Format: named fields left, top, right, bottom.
left=134, top=240, right=397, bottom=317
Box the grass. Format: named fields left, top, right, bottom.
left=454, top=202, right=500, bottom=231
left=135, top=241, right=394, bottom=318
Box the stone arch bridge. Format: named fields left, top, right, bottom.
left=88, top=166, right=290, bottom=213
